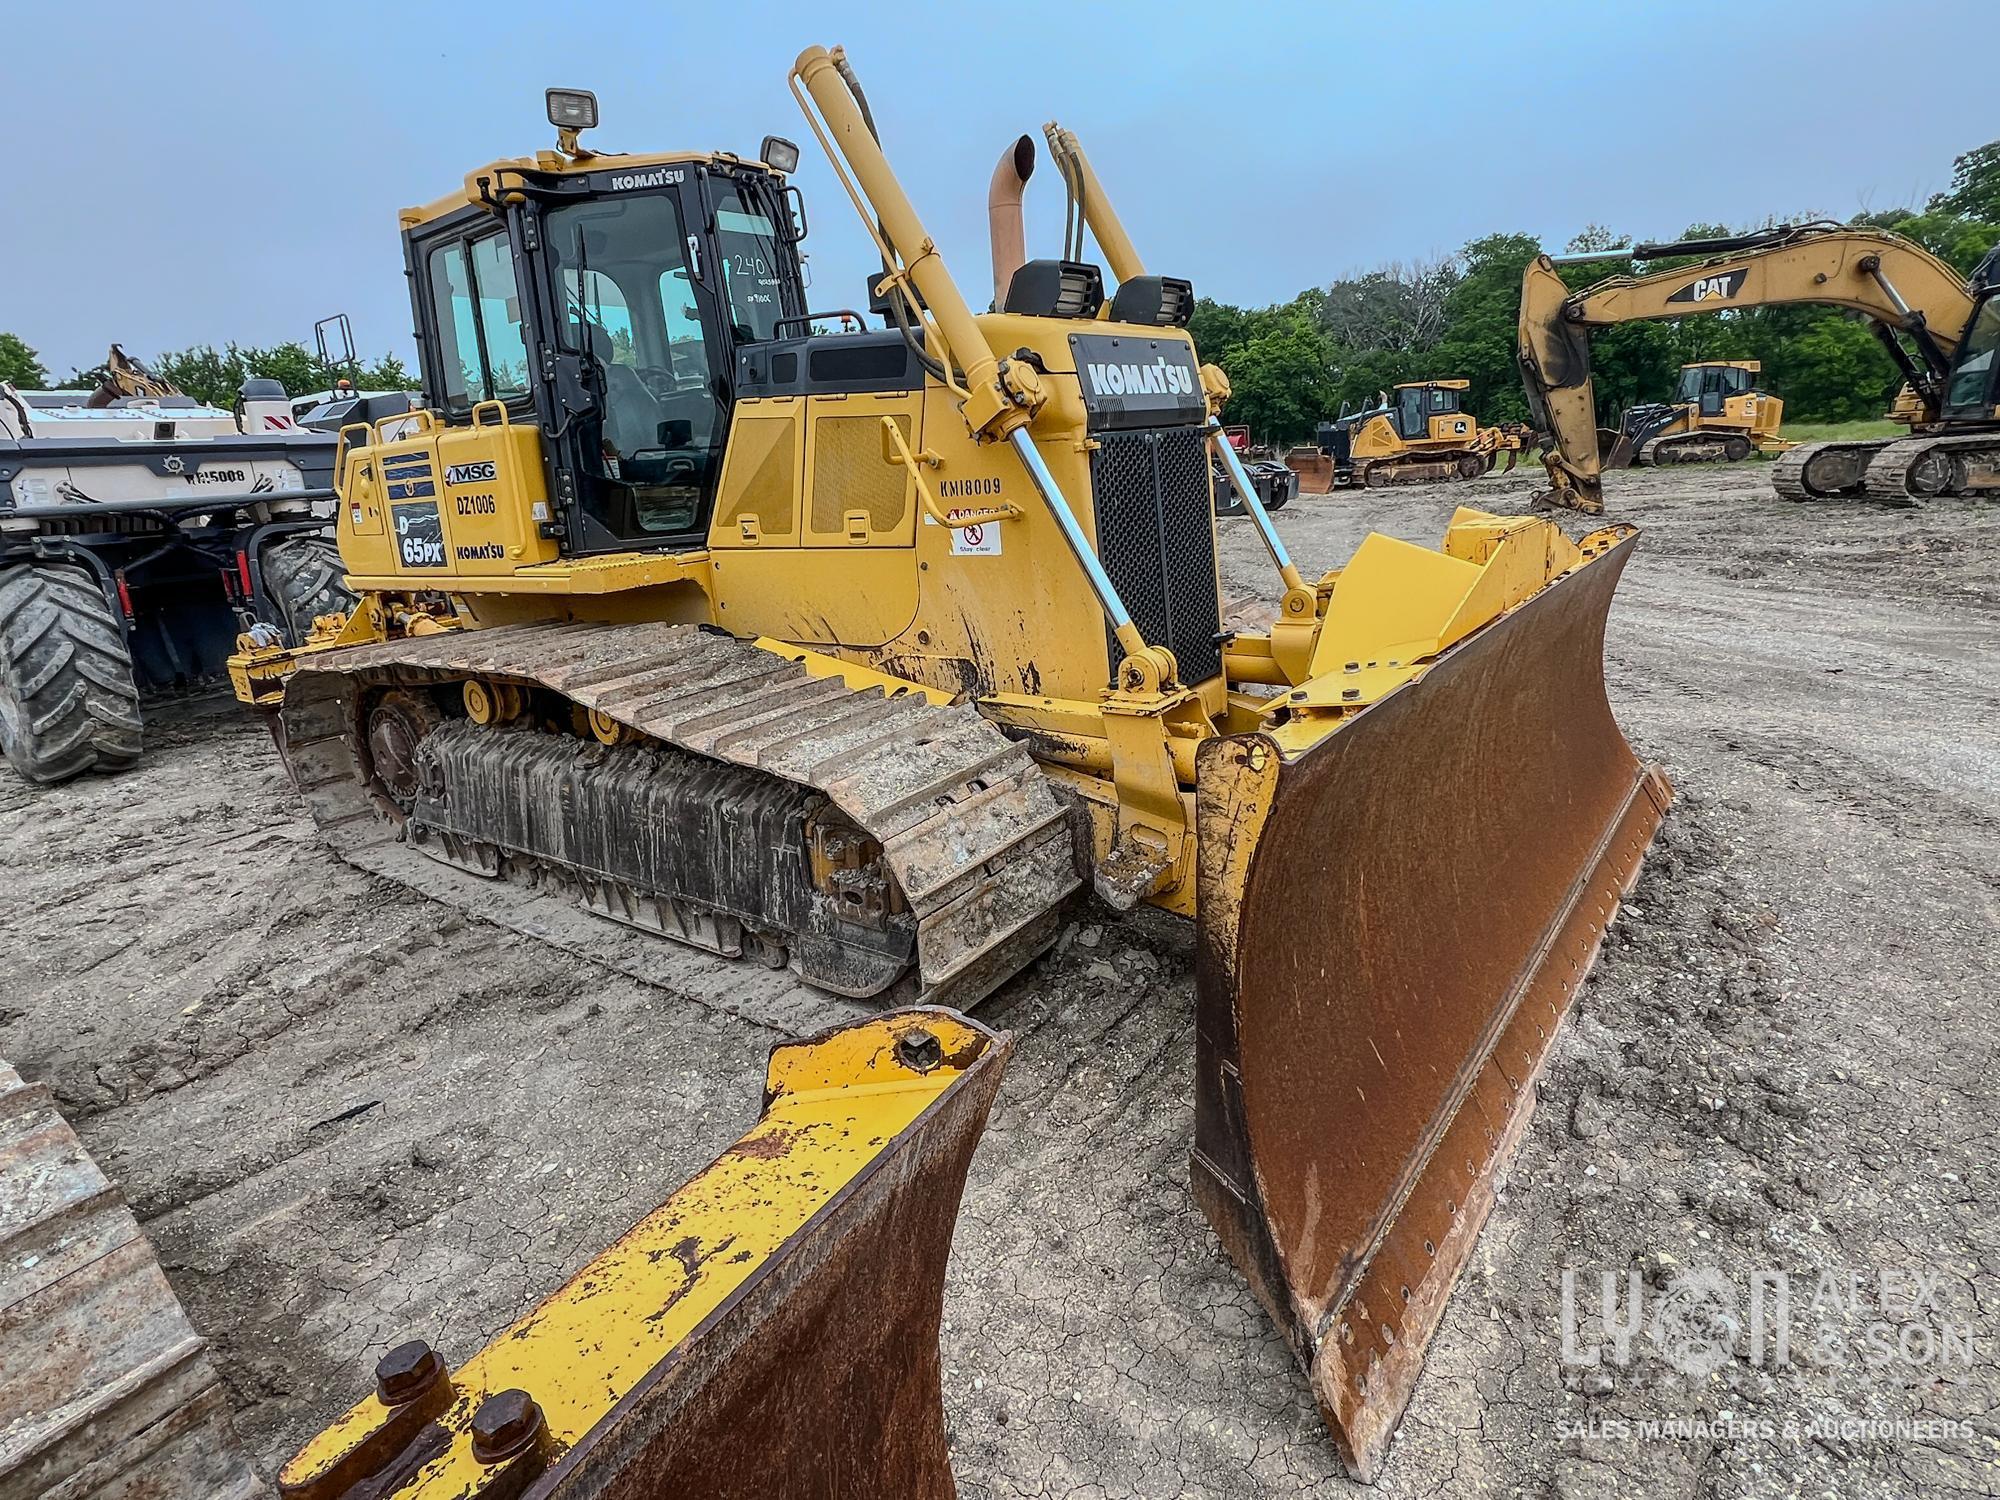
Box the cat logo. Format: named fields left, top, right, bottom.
left=1667, top=269, right=1749, bottom=305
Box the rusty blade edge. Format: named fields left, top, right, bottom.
left=521, top=1012, right=1011, bottom=1500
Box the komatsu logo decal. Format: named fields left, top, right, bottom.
left=1069, top=333, right=1207, bottom=432
left=1668, top=269, right=1749, bottom=304
left=445, top=461, right=497, bottom=485
left=607, top=167, right=684, bottom=191
left=1082, top=359, right=1198, bottom=397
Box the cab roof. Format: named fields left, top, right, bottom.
left=398, top=146, right=783, bottom=230
left=1681, top=360, right=1761, bottom=372
left=1393, top=379, right=1469, bottom=391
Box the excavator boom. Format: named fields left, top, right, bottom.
left=1520, top=225, right=1983, bottom=510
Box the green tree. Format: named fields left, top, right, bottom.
left=153, top=340, right=414, bottom=405
left=1219, top=308, right=1337, bottom=445
left=1433, top=232, right=1543, bottom=422
left=1931, top=140, right=2000, bottom=225
left=0, top=333, right=48, bottom=388
left=359, top=354, right=415, bottom=391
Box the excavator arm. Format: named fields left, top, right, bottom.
left=1519, top=226, right=1976, bottom=511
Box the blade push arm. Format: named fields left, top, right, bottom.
left=1519, top=227, right=1975, bottom=511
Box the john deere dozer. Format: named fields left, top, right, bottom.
left=1288, top=380, right=1539, bottom=494
left=1521, top=223, right=2000, bottom=512
left=232, top=46, right=1668, bottom=1478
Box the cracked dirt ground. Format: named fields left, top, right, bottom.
left=2, top=461, right=1995, bottom=1497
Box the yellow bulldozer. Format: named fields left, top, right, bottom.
left=226, top=45, right=1668, bottom=1481
left=1521, top=223, right=2000, bottom=511
left=1286, top=379, right=1539, bottom=492
left=1603, top=359, right=1792, bottom=467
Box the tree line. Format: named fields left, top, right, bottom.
left=9, top=136, right=1995, bottom=438
left=1190, top=140, right=2000, bottom=446
left=0, top=334, right=412, bottom=407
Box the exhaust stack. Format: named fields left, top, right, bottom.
left=987, top=134, right=1036, bottom=311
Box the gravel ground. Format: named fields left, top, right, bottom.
left=2, top=460, right=1994, bottom=1497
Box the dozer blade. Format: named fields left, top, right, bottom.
left=282, top=1008, right=1006, bottom=1500
left=1, top=1059, right=265, bottom=1499
left=1192, top=531, right=1670, bottom=1481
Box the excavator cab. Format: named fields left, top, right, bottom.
left=398, top=91, right=808, bottom=555
left=1942, top=289, right=2000, bottom=419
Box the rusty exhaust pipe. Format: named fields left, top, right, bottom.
left=987, top=134, right=1036, bottom=310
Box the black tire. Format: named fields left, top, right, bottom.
left=0, top=563, right=144, bottom=785
left=261, top=534, right=355, bottom=645
left=1723, top=435, right=1754, bottom=463
left=1262, top=480, right=1291, bottom=513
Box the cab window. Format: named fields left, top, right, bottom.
left=713, top=189, right=789, bottom=342
left=547, top=189, right=724, bottom=541
left=427, top=233, right=528, bottom=408
left=1946, top=298, right=2000, bottom=413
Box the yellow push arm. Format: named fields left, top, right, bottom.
left=792, top=44, right=1163, bottom=666
left=791, top=46, right=1036, bottom=444
left=1519, top=227, right=1975, bottom=511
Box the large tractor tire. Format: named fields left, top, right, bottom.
left=262, top=533, right=355, bottom=646
left=0, top=563, right=144, bottom=785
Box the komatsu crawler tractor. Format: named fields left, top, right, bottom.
left=233, top=48, right=1668, bottom=1477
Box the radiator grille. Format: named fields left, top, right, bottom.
left=1089, top=426, right=1223, bottom=685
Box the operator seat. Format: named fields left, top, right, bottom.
left=588, top=326, right=663, bottom=459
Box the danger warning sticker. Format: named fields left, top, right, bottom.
left=925, top=509, right=1002, bottom=555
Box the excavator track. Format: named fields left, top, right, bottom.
left=279, top=622, right=1080, bottom=1016
left=1861, top=431, right=2000, bottom=503
left=1, top=1061, right=265, bottom=1498
left=1770, top=439, right=1886, bottom=501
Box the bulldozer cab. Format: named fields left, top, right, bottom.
left=1392, top=381, right=1463, bottom=440
left=401, top=132, right=806, bottom=555
left=1673, top=361, right=1759, bottom=416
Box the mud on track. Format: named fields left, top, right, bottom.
left=2, top=460, right=1994, bottom=1498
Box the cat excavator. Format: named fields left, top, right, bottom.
left=1520, top=223, right=2000, bottom=512
left=220, top=46, right=1667, bottom=1481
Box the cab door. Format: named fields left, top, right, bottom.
left=1396, top=387, right=1427, bottom=441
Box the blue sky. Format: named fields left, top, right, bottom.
left=4, top=0, right=1992, bottom=379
